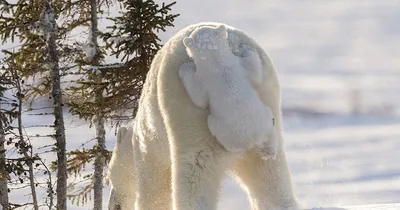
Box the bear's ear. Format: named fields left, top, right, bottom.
left=215, top=25, right=227, bottom=39
left=116, top=127, right=128, bottom=143
left=183, top=37, right=194, bottom=48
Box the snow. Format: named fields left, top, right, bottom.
left=342, top=203, right=400, bottom=210
left=309, top=203, right=400, bottom=210
left=82, top=38, right=96, bottom=62
left=108, top=36, right=134, bottom=45
left=81, top=64, right=124, bottom=71
left=27, top=2, right=55, bottom=40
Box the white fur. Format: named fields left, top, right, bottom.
left=107, top=125, right=136, bottom=210
left=179, top=25, right=278, bottom=158
left=239, top=44, right=265, bottom=87
left=114, top=22, right=299, bottom=210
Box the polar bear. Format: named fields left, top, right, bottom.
left=107, top=125, right=135, bottom=210
left=178, top=25, right=278, bottom=159
left=129, top=22, right=299, bottom=210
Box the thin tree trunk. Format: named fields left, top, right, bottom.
left=0, top=120, right=9, bottom=210
left=43, top=1, right=67, bottom=209
left=89, top=1, right=106, bottom=209
left=40, top=159, right=53, bottom=210
left=93, top=115, right=105, bottom=210
left=13, top=71, right=39, bottom=210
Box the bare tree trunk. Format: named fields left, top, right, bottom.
left=40, top=159, right=54, bottom=210
left=43, top=1, right=67, bottom=209
left=0, top=120, right=9, bottom=210
left=89, top=1, right=106, bottom=209
left=13, top=71, right=39, bottom=210
left=93, top=115, right=105, bottom=210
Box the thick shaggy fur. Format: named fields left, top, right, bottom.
left=112, top=22, right=299, bottom=210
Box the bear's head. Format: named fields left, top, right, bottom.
left=183, top=24, right=229, bottom=60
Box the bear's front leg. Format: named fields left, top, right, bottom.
left=178, top=61, right=209, bottom=109
left=239, top=45, right=264, bottom=87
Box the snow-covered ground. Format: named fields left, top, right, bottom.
left=4, top=0, right=400, bottom=209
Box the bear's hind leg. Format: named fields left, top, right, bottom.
left=232, top=148, right=299, bottom=210
left=171, top=144, right=230, bottom=210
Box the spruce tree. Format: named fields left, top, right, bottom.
left=68, top=0, right=180, bottom=121
left=87, top=0, right=106, bottom=208
left=0, top=0, right=68, bottom=208
left=55, top=0, right=109, bottom=207
left=100, top=0, right=179, bottom=117
left=1, top=0, right=179, bottom=209
left=41, top=1, right=68, bottom=208
left=66, top=0, right=179, bottom=207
